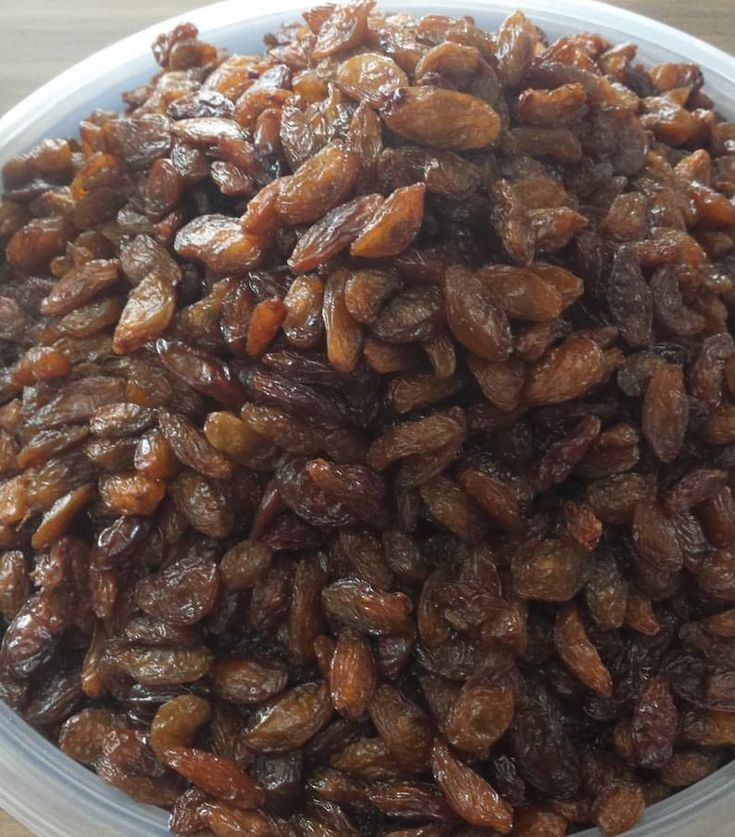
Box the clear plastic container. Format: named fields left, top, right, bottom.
left=0, top=1, right=734, bottom=834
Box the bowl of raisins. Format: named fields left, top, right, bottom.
left=1, top=1, right=735, bottom=835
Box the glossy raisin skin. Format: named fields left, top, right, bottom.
left=2, top=8, right=735, bottom=837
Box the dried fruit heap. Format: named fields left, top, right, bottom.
left=1, top=3, right=735, bottom=835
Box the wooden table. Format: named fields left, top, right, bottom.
left=0, top=1, right=733, bottom=834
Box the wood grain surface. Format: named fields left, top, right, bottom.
left=0, top=1, right=733, bottom=835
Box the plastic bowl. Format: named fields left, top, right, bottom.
left=1, top=2, right=734, bottom=835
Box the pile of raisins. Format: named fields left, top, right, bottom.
left=2, top=3, right=735, bottom=834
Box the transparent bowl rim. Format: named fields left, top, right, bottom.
left=0, top=1, right=734, bottom=835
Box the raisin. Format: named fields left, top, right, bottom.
left=479, top=264, right=564, bottom=322
left=337, top=52, right=408, bottom=107
left=631, top=676, right=678, bottom=769
left=351, top=183, right=425, bottom=258
left=136, top=553, right=219, bottom=626
left=365, top=782, right=448, bottom=824
left=288, top=555, right=327, bottom=665
left=116, top=644, right=213, bottom=686
left=202, top=804, right=282, bottom=836
left=591, top=782, right=645, bottom=836
left=445, top=683, right=515, bottom=756
left=1, top=587, right=75, bottom=675
left=382, top=87, right=501, bottom=150
left=607, top=247, right=652, bottom=347
left=283, top=274, right=325, bottom=349
left=419, top=476, right=486, bottom=544
left=431, top=738, right=513, bottom=832
left=524, top=338, right=604, bottom=406
left=244, top=681, right=333, bottom=752
left=288, top=194, right=385, bottom=272
left=312, top=1, right=371, bottom=59
left=169, top=470, right=235, bottom=538
left=642, top=363, right=689, bottom=463
left=175, top=214, right=266, bottom=273
left=159, top=409, right=234, bottom=479
left=330, top=629, right=377, bottom=719
left=513, top=539, right=590, bottom=602
left=369, top=684, right=433, bottom=772
left=517, top=83, right=588, bottom=126
left=150, top=694, right=212, bottom=758
left=165, top=747, right=265, bottom=809
left=323, top=577, right=413, bottom=636
left=60, top=708, right=125, bottom=766
left=323, top=269, right=363, bottom=373
left=459, top=469, right=524, bottom=533
left=0, top=551, right=28, bottom=620
left=511, top=684, right=581, bottom=799
left=632, top=501, right=683, bottom=571
left=585, top=554, right=628, bottom=631
left=445, top=265, right=511, bottom=362
left=282, top=142, right=358, bottom=222
left=554, top=606, right=613, bottom=697
left=496, top=11, right=538, bottom=86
